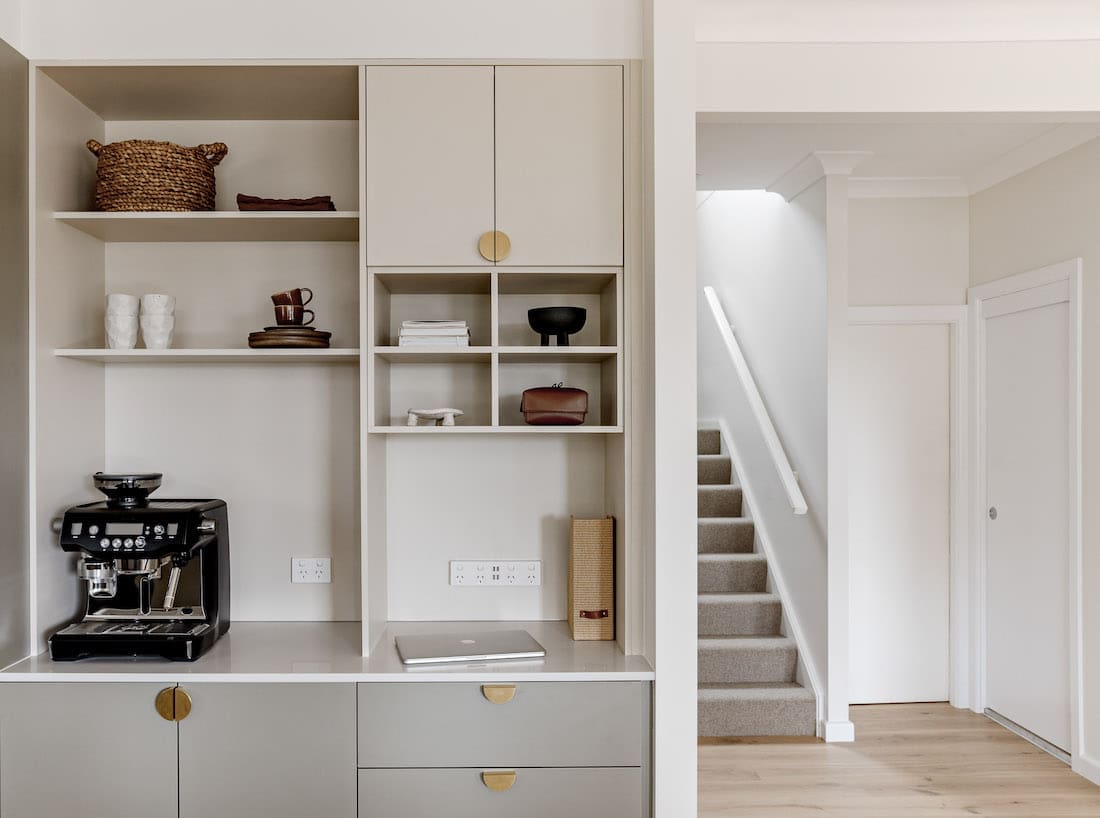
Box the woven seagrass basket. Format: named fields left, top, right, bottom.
left=86, top=139, right=229, bottom=212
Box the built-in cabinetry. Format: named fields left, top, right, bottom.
left=0, top=681, right=357, bottom=817
left=2, top=58, right=648, bottom=816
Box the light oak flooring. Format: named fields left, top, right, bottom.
left=700, top=703, right=1100, bottom=817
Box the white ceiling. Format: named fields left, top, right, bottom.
left=696, top=0, right=1100, bottom=43
left=696, top=119, right=1100, bottom=195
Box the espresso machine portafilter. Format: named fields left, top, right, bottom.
left=49, top=473, right=231, bottom=662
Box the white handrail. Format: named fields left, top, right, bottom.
left=703, top=286, right=808, bottom=515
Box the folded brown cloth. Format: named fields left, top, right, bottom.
left=237, top=193, right=336, bottom=211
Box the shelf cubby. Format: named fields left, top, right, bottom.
left=371, top=272, right=492, bottom=347
left=372, top=357, right=494, bottom=429
left=497, top=270, right=618, bottom=347
left=498, top=357, right=619, bottom=429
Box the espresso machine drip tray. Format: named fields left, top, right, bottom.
left=57, top=621, right=212, bottom=636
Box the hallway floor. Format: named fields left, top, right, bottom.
left=700, top=703, right=1100, bottom=816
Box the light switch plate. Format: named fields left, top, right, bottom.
left=292, top=558, right=332, bottom=583
left=450, top=560, right=541, bottom=587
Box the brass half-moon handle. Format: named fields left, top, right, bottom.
left=154, top=687, right=193, bottom=722
left=481, top=684, right=517, bottom=705
left=478, top=230, right=511, bottom=263
left=481, top=771, right=517, bottom=792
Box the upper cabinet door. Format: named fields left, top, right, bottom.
left=366, top=67, right=495, bottom=266
left=494, top=66, right=624, bottom=267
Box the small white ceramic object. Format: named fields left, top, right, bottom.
left=140, top=314, right=175, bottom=349
left=407, top=408, right=464, bottom=427
left=106, top=293, right=139, bottom=315
left=105, top=314, right=138, bottom=350
left=141, top=293, right=176, bottom=315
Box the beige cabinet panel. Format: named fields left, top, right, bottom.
left=358, top=768, right=645, bottom=818
left=178, top=683, right=357, bottom=818
left=366, top=66, right=495, bottom=266
left=0, top=683, right=178, bottom=818
left=495, top=66, right=624, bottom=266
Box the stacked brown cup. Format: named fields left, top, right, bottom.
left=248, top=288, right=332, bottom=349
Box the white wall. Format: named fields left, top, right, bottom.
left=24, top=0, right=641, bottom=60
left=0, top=35, right=28, bottom=669
left=849, top=197, right=969, bottom=306
left=970, top=136, right=1100, bottom=780
left=697, top=185, right=829, bottom=694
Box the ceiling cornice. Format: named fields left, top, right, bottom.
left=767, top=150, right=871, bottom=201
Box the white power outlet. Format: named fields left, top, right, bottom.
left=292, top=558, right=332, bottom=584
left=450, top=560, right=541, bottom=587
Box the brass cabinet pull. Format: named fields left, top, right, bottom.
left=481, top=684, right=517, bottom=705
left=481, top=771, right=517, bottom=792
left=154, top=686, right=193, bottom=722
left=478, top=230, right=511, bottom=263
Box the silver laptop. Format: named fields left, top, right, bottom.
left=395, top=629, right=547, bottom=665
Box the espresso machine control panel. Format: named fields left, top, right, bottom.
left=61, top=514, right=192, bottom=555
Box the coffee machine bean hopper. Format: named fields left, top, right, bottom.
left=49, top=473, right=230, bottom=661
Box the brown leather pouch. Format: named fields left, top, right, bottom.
left=520, top=385, right=589, bottom=425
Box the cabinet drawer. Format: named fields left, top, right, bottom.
left=357, top=681, right=648, bottom=767
left=358, top=767, right=644, bottom=818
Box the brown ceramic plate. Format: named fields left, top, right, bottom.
left=248, top=333, right=331, bottom=349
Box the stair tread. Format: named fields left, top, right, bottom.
left=699, top=592, right=779, bottom=603
left=699, top=636, right=794, bottom=648
left=698, top=553, right=766, bottom=562
left=699, top=682, right=815, bottom=701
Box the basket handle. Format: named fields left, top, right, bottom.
left=196, top=142, right=229, bottom=166
left=86, top=139, right=103, bottom=156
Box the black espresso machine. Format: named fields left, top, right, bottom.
left=49, top=473, right=230, bottom=661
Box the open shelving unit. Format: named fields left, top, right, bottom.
left=366, top=268, right=623, bottom=433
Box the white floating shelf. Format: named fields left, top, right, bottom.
left=54, top=211, right=360, bottom=242
left=54, top=348, right=360, bottom=364
left=497, top=346, right=619, bottom=363
left=369, top=425, right=622, bottom=435
left=371, top=347, right=493, bottom=363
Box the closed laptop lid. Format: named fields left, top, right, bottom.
left=395, top=629, right=547, bottom=665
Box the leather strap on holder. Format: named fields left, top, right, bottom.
left=579, top=610, right=609, bottom=619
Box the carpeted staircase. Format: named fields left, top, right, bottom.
left=698, top=426, right=817, bottom=737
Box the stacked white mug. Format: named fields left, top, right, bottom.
left=105, top=293, right=140, bottom=350
left=140, top=294, right=176, bottom=349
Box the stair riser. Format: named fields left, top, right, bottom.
left=698, top=698, right=816, bottom=737
left=698, top=487, right=742, bottom=518
left=698, top=645, right=797, bottom=684
left=698, top=520, right=755, bottom=554
left=698, top=559, right=767, bottom=593
left=698, top=428, right=721, bottom=456
left=697, top=456, right=732, bottom=485
left=699, top=600, right=781, bottom=637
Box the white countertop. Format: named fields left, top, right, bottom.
left=0, top=620, right=654, bottom=683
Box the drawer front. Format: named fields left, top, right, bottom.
left=358, top=768, right=644, bottom=818
left=357, top=681, right=648, bottom=767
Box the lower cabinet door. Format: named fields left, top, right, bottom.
left=358, top=768, right=644, bottom=818
left=0, top=682, right=179, bottom=818
left=178, top=683, right=357, bottom=818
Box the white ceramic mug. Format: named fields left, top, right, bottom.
left=106, top=293, right=139, bottom=315
left=140, top=315, right=175, bottom=350
left=105, top=314, right=138, bottom=350
left=141, top=293, right=176, bottom=315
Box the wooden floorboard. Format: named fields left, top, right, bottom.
left=699, top=703, right=1100, bottom=817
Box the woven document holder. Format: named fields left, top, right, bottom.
left=568, top=516, right=615, bottom=641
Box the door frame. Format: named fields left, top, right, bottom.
left=848, top=305, right=969, bottom=708
left=968, top=258, right=1083, bottom=769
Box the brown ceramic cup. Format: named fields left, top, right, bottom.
left=273, top=305, right=315, bottom=326
left=271, top=287, right=313, bottom=307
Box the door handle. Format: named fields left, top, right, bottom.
left=988, top=507, right=998, bottom=520
left=155, top=686, right=193, bottom=722
left=481, top=771, right=517, bottom=792
left=481, top=684, right=517, bottom=705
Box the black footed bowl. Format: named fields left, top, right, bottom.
left=528, top=306, right=587, bottom=347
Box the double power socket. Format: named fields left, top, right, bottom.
left=450, top=560, right=542, bottom=586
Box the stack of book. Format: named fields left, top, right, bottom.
left=398, top=320, right=471, bottom=347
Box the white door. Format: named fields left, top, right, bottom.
left=365, top=66, right=495, bottom=266
left=494, top=66, right=624, bottom=266
left=983, top=281, right=1072, bottom=752
left=848, top=322, right=951, bottom=703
